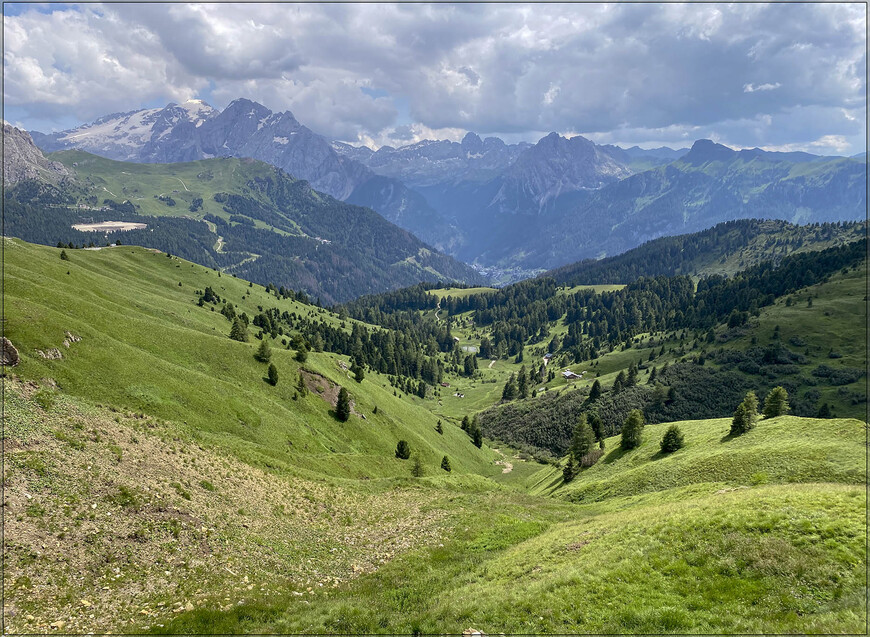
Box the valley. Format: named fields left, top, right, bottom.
left=4, top=233, right=866, bottom=634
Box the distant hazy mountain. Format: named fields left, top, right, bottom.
left=32, top=101, right=865, bottom=275
left=333, top=132, right=531, bottom=188
left=499, top=139, right=867, bottom=269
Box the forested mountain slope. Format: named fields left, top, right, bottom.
left=4, top=137, right=485, bottom=304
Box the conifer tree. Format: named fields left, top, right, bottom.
left=435, top=420, right=443, bottom=434
left=620, top=409, right=644, bottom=450
left=612, top=370, right=626, bottom=393
left=588, top=379, right=602, bottom=402
left=255, top=338, right=272, bottom=363
left=501, top=373, right=517, bottom=401
left=441, top=456, right=451, bottom=472
left=730, top=391, right=758, bottom=435
left=267, top=363, right=279, bottom=386
left=411, top=454, right=424, bottom=477
left=60, top=249, right=69, bottom=261
left=350, top=359, right=365, bottom=383
left=296, top=372, right=307, bottom=396
left=627, top=364, right=638, bottom=387
left=336, top=387, right=351, bottom=422
left=229, top=318, right=249, bottom=342
left=517, top=365, right=529, bottom=398
left=569, top=414, right=595, bottom=461
left=472, top=425, right=483, bottom=448
left=395, top=439, right=411, bottom=459
left=562, top=456, right=576, bottom=483
left=762, top=386, right=790, bottom=419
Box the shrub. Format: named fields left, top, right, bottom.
left=659, top=425, right=685, bottom=453
left=395, top=440, right=411, bottom=459
left=440, top=456, right=451, bottom=472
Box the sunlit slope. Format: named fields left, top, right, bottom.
left=4, top=238, right=495, bottom=479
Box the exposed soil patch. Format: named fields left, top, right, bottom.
left=300, top=369, right=358, bottom=416
left=72, top=221, right=147, bottom=232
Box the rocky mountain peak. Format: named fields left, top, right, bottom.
left=3, top=123, right=71, bottom=185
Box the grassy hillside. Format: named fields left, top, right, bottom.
left=4, top=238, right=495, bottom=479
left=151, top=413, right=866, bottom=634
left=527, top=415, right=865, bottom=500
left=5, top=236, right=866, bottom=634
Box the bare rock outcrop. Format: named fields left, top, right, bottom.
left=1, top=337, right=19, bottom=367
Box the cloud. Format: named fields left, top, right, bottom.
left=4, top=3, right=866, bottom=153
left=743, top=82, right=781, bottom=93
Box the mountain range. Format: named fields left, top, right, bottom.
left=28, top=98, right=867, bottom=278
left=4, top=124, right=483, bottom=304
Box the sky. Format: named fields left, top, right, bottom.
left=3, top=2, right=867, bottom=154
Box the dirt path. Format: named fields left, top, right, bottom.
left=493, top=448, right=513, bottom=474
left=203, top=220, right=225, bottom=253
left=174, top=177, right=190, bottom=191
left=488, top=359, right=496, bottom=369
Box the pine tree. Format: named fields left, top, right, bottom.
left=60, top=249, right=69, bottom=261
left=395, top=439, right=411, bottom=459
left=336, top=387, right=351, bottom=422
left=441, top=456, right=451, bottom=472
left=501, top=373, right=517, bottom=401
left=612, top=370, right=626, bottom=393
left=730, top=391, right=758, bottom=435
left=267, top=363, right=279, bottom=386
left=350, top=360, right=365, bottom=383
left=627, top=364, right=638, bottom=387
left=569, top=414, right=595, bottom=461
left=517, top=365, right=528, bottom=398
left=255, top=338, right=272, bottom=363
left=461, top=415, right=470, bottom=432
left=229, top=318, right=249, bottom=342
left=659, top=425, right=684, bottom=453
left=562, top=456, right=576, bottom=483
left=762, top=386, right=790, bottom=419
left=647, top=367, right=657, bottom=385
left=411, top=454, right=424, bottom=477
left=620, top=409, right=644, bottom=450
left=588, top=379, right=601, bottom=402
left=471, top=426, right=483, bottom=448
left=296, top=372, right=307, bottom=396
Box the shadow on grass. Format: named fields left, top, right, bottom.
left=602, top=446, right=630, bottom=464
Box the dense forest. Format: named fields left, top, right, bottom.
left=545, top=219, right=865, bottom=285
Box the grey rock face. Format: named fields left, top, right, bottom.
left=3, top=123, right=70, bottom=185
